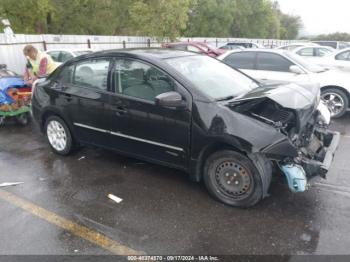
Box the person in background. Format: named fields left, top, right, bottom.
left=23, top=45, right=57, bottom=85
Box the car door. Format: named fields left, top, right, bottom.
left=333, top=51, right=350, bottom=72
left=106, top=58, right=192, bottom=168
left=254, top=52, right=298, bottom=84
left=55, top=58, right=112, bottom=146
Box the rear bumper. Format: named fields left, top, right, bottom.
left=302, top=130, right=340, bottom=178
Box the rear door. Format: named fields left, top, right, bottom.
left=55, top=58, right=112, bottom=146
left=106, top=57, right=192, bottom=168
left=254, top=52, right=298, bottom=84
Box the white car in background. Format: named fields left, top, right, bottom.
left=45, top=49, right=93, bottom=64
left=292, top=46, right=334, bottom=61
left=276, top=42, right=319, bottom=51
left=312, top=48, right=350, bottom=73
left=218, top=49, right=350, bottom=118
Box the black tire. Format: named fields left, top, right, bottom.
left=321, top=88, right=349, bottom=118
left=204, top=150, right=265, bottom=207
left=0, top=116, right=5, bottom=127
left=16, top=112, right=30, bottom=126
left=44, top=115, right=73, bottom=155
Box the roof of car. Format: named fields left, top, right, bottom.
left=83, top=48, right=197, bottom=60
left=46, top=48, right=93, bottom=52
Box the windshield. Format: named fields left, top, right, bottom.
left=73, top=50, right=93, bottom=56
left=165, top=55, right=259, bottom=100
left=284, top=52, right=326, bottom=73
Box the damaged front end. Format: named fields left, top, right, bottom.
left=229, top=83, right=340, bottom=193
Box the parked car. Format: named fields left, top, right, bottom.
left=162, top=42, right=225, bottom=57
left=219, top=42, right=264, bottom=49
left=276, top=43, right=319, bottom=51
left=32, top=49, right=339, bottom=207
left=45, top=49, right=93, bottom=64
left=218, top=49, right=350, bottom=118
left=312, top=48, right=350, bottom=73
left=292, top=46, right=334, bottom=60
left=312, top=41, right=350, bottom=50
left=219, top=44, right=245, bottom=51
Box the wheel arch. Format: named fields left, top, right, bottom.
left=190, top=141, right=247, bottom=182
left=41, top=108, right=77, bottom=142
left=321, top=85, right=350, bottom=108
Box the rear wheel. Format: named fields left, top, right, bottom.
left=321, top=88, right=348, bottom=118
left=16, top=112, right=30, bottom=126
left=45, top=116, right=73, bottom=155
left=204, top=150, right=264, bottom=207
left=0, top=116, right=4, bottom=127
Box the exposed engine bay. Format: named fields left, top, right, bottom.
left=229, top=91, right=339, bottom=193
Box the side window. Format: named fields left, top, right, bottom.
left=114, top=59, right=175, bottom=102
left=256, top=52, right=293, bottom=72
left=223, top=52, right=255, bottom=70
left=335, top=51, right=350, bottom=61
left=73, top=59, right=110, bottom=91
left=317, top=48, right=332, bottom=57
left=47, top=51, right=60, bottom=63
left=187, top=45, right=201, bottom=53
left=60, top=52, right=74, bottom=63
left=339, top=42, right=349, bottom=50
left=59, top=64, right=74, bottom=85
left=297, top=48, right=314, bottom=57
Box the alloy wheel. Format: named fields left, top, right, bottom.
left=46, top=120, right=67, bottom=152
left=321, top=92, right=345, bottom=117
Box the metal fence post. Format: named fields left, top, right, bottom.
left=42, top=40, right=47, bottom=51
left=147, top=39, right=151, bottom=48
left=87, top=39, right=91, bottom=49
left=122, top=40, right=126, bottom=49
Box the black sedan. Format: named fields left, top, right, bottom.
left=32, top=49, right=339, bottom=207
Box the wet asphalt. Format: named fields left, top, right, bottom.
left=0, top=113, right=350, bottom=256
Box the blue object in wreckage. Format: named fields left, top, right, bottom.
left=281, top=164, right=307, bottom=192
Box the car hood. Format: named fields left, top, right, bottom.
left=232, top=82, right=320, bottom=110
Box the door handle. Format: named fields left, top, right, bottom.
left=115, top=106, right=127, bottom=115
left=63, top=93, right=72, bottom=101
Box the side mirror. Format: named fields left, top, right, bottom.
left=289, top=65, right=304, bottom=74
left=155, top=91, right=186, bottom=109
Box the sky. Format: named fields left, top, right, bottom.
left=276, top=0, right=350, bottom=36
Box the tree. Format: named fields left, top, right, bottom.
left=0, top=0, right=51, bottom=33
left=129, top=0, right=192, bottom=40
left=185, top=0, right=234, bottom=37
left=312, top=32, right=350, bottom=41
left=279, top=13, right=302, bottom=39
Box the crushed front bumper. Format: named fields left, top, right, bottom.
left=280, top=130, right=340, bottom=192
left=302, top=130, right=340, bottom=179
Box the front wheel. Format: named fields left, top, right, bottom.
left=16, top=112, right=30, bottom=126
left=321, top=88, right=349, bottom=118
left=45, top=116, right=73, bottom=155
left=204, top=150, right=265, bottom=207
